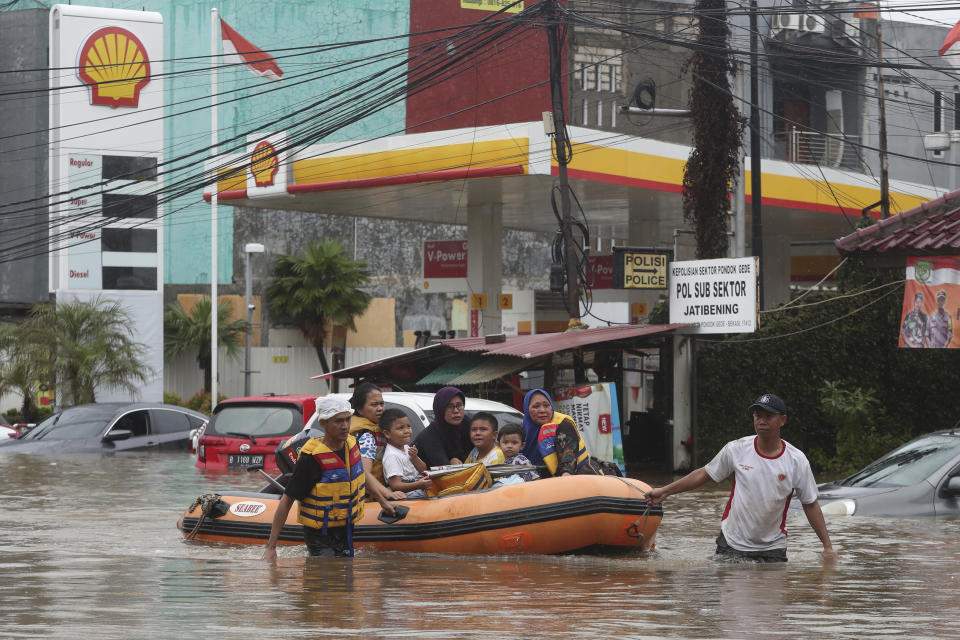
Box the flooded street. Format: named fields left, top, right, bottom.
left=1, top=452, right=959, bottom=639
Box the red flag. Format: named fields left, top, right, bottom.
left=940, top=19, right=960, bottom=70
left=220, top=18, right=283, bottom=81
left=853, top=2, right=878, bottom=19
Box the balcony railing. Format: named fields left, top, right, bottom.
left=775, top=127, right=846, bottom=168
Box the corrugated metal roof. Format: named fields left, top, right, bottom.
left=448, top=355, right=531, bottom=385
left=835, top=188, right=960, bottom=255
left=441, top=324, right=689, bottom=359
left=311, top=343, right=443, bottom=380
left=318, top=324, right=686, bottom=383
left=415, top=354, right=483, bottom=385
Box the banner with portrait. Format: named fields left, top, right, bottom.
left=900, top=256, right=960, bottom=348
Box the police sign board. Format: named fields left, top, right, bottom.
left=612, top=248, right=670, bottom=289
left=669, top=257, right=759, bottom=334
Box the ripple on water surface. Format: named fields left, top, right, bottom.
left=1, top=453, right=959, bottom=639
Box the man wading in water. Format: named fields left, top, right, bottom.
left=263, top=397, right=394, bottom=560
left=647, top=394, right=836, bottom=562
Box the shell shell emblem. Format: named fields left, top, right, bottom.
left=77, top=27, right=151, bottom=108
left=250, top=140, right=280, bottom=187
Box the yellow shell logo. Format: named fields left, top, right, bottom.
left=251, top=141, right=280, bottom=187
left=77, top=27, right=151, bottom=108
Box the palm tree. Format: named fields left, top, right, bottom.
left=267, top=238, right=371, bottom=374
left=18, top=297, right=152, bottom=405
left=164, top=297, right=250, bottom=393
left=0, top=323, right=41, bottom=421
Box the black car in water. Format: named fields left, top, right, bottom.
left=814, top=429, right=960, bottom=517
left=0, top=403, right=208, bottom=453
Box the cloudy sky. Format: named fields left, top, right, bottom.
left=885, top=1, right=960, bottom=27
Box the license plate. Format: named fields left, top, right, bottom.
left=227, top=454, right=264, bottom=470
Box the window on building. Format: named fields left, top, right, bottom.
left=955, top=92, right=960, bottom=130
left=102, top=155, right=157, bottom=182
left=102, top=228, right=157, bottom=252
left=934, top=90, right=942, bottom=132
left=102, top=194, right=157, bottom=219
left=573, top=49, right=623, bottom=94
left=103, top=267, right=157, bottom=290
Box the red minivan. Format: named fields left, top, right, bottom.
left=194, top=395, right=317, bottom=472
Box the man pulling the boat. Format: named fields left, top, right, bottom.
left=647, top=393, right=837, bottom=562
left=263, top=396, right=395, bottom=560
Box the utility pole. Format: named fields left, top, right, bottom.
left=733, top=62, right=746, bottom=258
left=876, top=12, right=891, bottom=218
left=546, top=0, right=580, bottom=322
left=749, top=0, right=764, bottom=308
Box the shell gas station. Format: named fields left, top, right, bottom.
left=207, top=120, right=939, bottom=471
left=209, top=120, right=938, bottom=336
left=8, top=1, right=942, bottom=470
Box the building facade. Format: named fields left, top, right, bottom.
left=0, top=0, right=954, bottom=413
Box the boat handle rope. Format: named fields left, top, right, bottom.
left=185, top=493, right=223, bottom=540
left=626, top=501, right=654, bottom=543
left=612, top=477, right=654, bottom=544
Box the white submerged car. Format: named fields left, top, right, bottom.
left=303, top=392, right=523, bottom=438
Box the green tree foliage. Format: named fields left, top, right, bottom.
left=186, top=391, right=227, bottom=415
left=2, top=406, right=53, bottom=426
left=696, top=257, right=954, bottom=473
left=814, top=380, right=900, bottom=477
left=164, top=297, right=249, bottom=393
left=18, top=297, right=152, bottom=406
left=682, top=0, right=745, bottom=259
left=0, top=323, right=42, bottom=421
left=267, top=238, right=372, bottom=374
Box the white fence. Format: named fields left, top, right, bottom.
left=163, top=346, right=411, bottom=400
left=778, top=127, right=845, bottom=167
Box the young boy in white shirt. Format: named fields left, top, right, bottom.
left=380, top=408, right=433, bottom=499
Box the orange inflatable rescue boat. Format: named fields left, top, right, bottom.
left=178, top=474, right=661, bottom=555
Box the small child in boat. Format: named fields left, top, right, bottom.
left=380, top=408, right=433, bottom=499
left=464, top=412, right=505, bottom=466
left=495, top=422, right=539, bottom=483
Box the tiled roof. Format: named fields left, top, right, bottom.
left=834, top=189, right=960, bottom=255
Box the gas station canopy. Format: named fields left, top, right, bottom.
left=209, top=121, right=939, bottom=247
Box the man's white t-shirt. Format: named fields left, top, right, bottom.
left=382, top=443, right=425, bottom=499
left=704, top=436, right=818, bottom=552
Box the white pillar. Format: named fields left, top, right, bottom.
left=672, top=334, right=694, bottom=472
left=466, top=201, right=502, bottom=335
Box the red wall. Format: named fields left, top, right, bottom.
left=406, top=1, right=565, bottom=133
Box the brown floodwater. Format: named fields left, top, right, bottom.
left=1, top=452, right=958, bottom=639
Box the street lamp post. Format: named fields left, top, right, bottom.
left=244, top=243, right=265, bottom=396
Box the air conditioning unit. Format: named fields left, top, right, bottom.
left=771, top=12, right=799, bottom=33
left=800, top=14, right=827, bottom=33
left=836, top=17, right=860, bottom=41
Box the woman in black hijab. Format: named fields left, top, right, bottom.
left=412, top=386, right=472, bottom=468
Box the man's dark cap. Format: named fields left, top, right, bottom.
left=749, top=393, right=787, bottom=415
